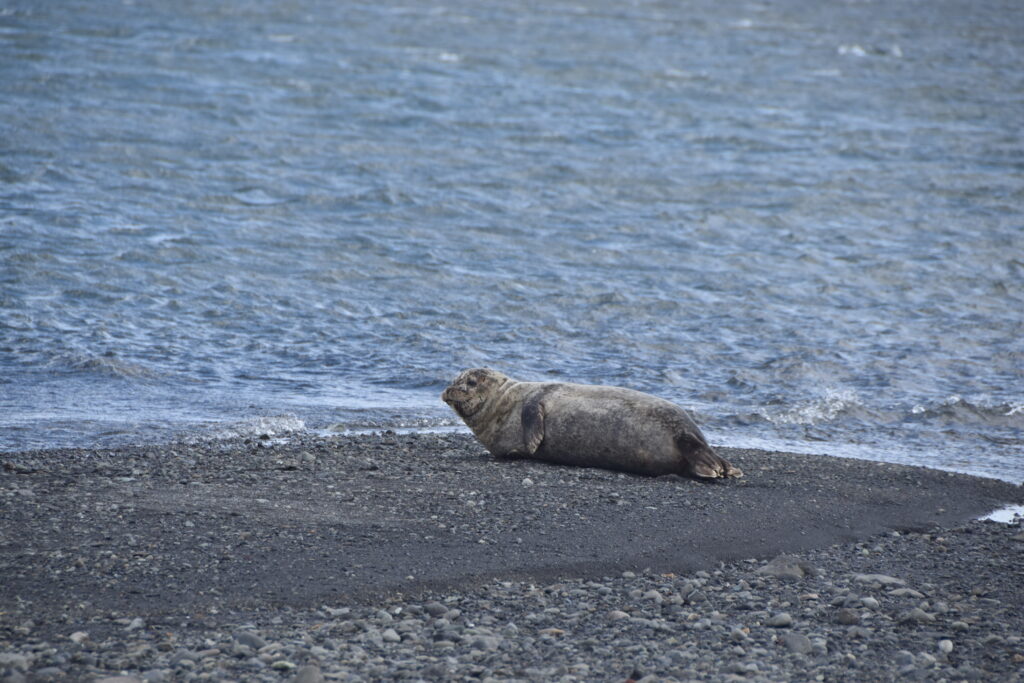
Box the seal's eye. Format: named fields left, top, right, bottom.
left=467, top=378, right=478, bottom=388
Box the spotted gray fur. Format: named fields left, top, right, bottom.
left=442, top=368, right=742, bottom=479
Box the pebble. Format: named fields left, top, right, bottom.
left=0, top=653, right=28, bottom=671
left=292, top=664, right=325, bottom=683
left=781, top=633, right=813, bottom=654
left=271, top=660, right=297, bottom=671
left=767, top=612, right=793, bottom=628
left=894, top=650, right=915, bottom=666
left=756, top=555, right=809, bottom=581
left=423, top=601, right=448, bottom=618
left=859, top=597, right=879, bottom=609
left=938, top=639, right=954, bottom=654
left=899, top=607, right=935, bottom=624
left=234, top=632, right=267, bottom=650
left=836, top=608, right=860, bottom=625
left=853, top=573, right=905, bottom=587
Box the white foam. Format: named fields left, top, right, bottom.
left=205, top=415, right=307, bottom=442
left=759, top=388, right=862, bottom=425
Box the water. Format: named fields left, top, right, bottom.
left=2, top=0, right=1022, bottom=482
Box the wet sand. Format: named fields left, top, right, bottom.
left=1, top=432, right=1022, bottom=681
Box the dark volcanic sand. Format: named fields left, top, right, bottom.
left=1, top=432, right=1022, bottom=681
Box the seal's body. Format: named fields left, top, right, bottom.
left=441, top=368, right=741, bottom=479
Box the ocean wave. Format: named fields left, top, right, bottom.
left=757, top=389, right=866, bottom=426
left=908, top=395, right=1024, bottom=428
left=47, top=351, right=158, bottom=380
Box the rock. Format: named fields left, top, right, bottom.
left=423, top=602, right=448, bottom=618
left=889, top=588, right=925, bottom=599
left=642, top=590, right=664, bottom=605
left=781, top=632, right=813, bottom=654
left=125, top=617, right=146, bottom=631
left=292, top=665, right=325, bottom=683
left=953, top=665, right=986, bottom=680
left=362, top=628, right=385, bottom=648
left=859, top=597, right=879, bottom=609
left=521, top=477, right=534, bottom=486
left=0, top=653, right=28, bottom=671
left=767, top=612, right=793, bottom=628
left=381, top=628, right=401, bottom=643
left=69, top=631, right=89, bottom=644
left=28, top=668, right=65, bottom=681
left=234, top=631, right=267, bottom=650
left=470, top=635, right=503, bottom=651
left=938, top=639, right=954, bottom=654
left=757, top=555, right=814, bottom=581
left=899, top=607, right=935, bottom=624
left=894, top=650, right=915, bottom=666
left=853, top=573, right=905, bottom=587
left=271, top=660, right=297, bottom=671
left=836, top=608, right=860, bottom=625
left=608, top=610, right=630, bottom=621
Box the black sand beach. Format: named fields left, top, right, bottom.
left=2, top=432, right=1022, bottom=682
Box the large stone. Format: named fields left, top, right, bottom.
left=292, top=665, right=325, bottom=683
left=853, top=573, right=905, bottom=587
left=757, top=555, right=816, bottom=581
left=234, top=631, right=267, bottom=650
left=781, top=632, right=813, bottom=654
left=899, top=607, right=935, bottom=624
left=423, top=602, right=448, bottom=618
left=836, top=608, right=861, bottom=625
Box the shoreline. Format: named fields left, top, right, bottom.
left=2, top=432, right=1022, bottom=681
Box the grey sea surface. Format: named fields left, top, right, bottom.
left=1, top=0, right=1022, bottom=481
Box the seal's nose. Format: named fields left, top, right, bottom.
left=441, top=386, right=453, bottom=403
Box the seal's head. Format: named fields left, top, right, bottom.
left=441, top=368, right=510, bottom=420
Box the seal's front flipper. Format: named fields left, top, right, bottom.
left=522, top=399, right=545, bottom=455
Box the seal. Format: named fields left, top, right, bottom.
left=441, top=368, right=741, bottom=479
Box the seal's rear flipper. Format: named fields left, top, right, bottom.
left=678, top=433, right=742, bottom=479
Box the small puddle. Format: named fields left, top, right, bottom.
left=982, top=504, right=1024, bottom=524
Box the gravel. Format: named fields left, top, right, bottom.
left=1, top=431, right=1022, bottom=681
